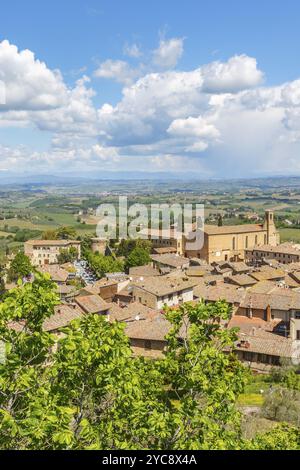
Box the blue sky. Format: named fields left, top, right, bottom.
left=1, top=0, right=300, bottom=176
left=4, top=1, right=300, bottom=87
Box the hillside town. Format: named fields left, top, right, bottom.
left=3, top=0, right=300, bottom=454
left=2, top=209, right=300, bottom=373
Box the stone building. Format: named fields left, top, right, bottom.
left=90, top=237, right=107, bottom=255
left=245, top=242, right=300, bottom=265
left=139, top=228, right=185, bottom=256
left=132, top=276, right=196, bottom=310
left=185, top=210, right=279, bottom=263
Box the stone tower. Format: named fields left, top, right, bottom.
left=91, top=237, right=107, bottom=255
left=264, top=210, right=279, bottom=246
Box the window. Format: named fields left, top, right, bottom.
left=245, top=236, right=248, bottom=249
left=297, top=331, right=300, bottom=341
left=295, top=312, right=300, bottom=319
left=264, top=234, right=267, bottom=244
left=271, top=356, right=280, bottom=366
left=232, top=237, right=236, bottom=250
left=255, top=235, right=258, bottom=245
left=144, top=340, right=152, bottom=350
left=257, top=354, right=268, bottom=363
left=243, top=351, right=253, bottom=361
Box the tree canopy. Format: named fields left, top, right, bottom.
left=7, top=252, right=33, bottom=282
left=57, top=247, right=78, bottom=264
left=56, top=226, right=77, bottom=240
left=0, top=278, right=299, bottom=450
left=116, top=238, right=152, bottom=258
left=125, top=246, right=151, bottom=270
left=85, top=252, right=124, bottom=279
left=42, top=226, right=77, bottom=241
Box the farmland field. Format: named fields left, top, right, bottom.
left=1, top=176, right=300, bottom=259
left=279, top=228, right=300, bottom=243
left=0, top=230, right=14, bottom=237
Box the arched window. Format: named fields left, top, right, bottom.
left=232, top=237, right=236, bottom=250
left=255, top=235, right=258, bottom=245
left=245, top=236, right=248, bottom=249
left=264, top=234, right=267, bottom=244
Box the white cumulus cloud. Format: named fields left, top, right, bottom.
left=201, top=54, right=264, bottom=93
left=0, top=40, right=67, bottom=110
left=152, top=38, right=184, bottom=68
left=123, top=43, right=142, bottom=58
left=167, top=116, right=219, bottom=139
left=94, top=59, right=140, bottom=85
left=3, top=38, right=300, bottom=177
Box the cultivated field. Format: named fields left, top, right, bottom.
left=2, top=176, right=300, bottom=259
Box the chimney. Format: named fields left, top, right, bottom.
left=266, top=304, right=271, bottom=322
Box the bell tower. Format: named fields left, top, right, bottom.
left=264, top=210, right=279, bottom=246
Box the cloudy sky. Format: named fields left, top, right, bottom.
left=1, top=0, right=300, bottom=177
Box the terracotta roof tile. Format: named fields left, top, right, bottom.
left=75, top=294, right=110, bottom=314
left=151, top=254, right=190, bottom=268
left=203, top=223, right=265, bottom=235
left=125, top=313, right=171, bottom=341
left=227, top=316, right=293, bottom=358
left=224, top=274, right=257, bottom=287
left=129, top=265, right=160, bottom=278
left=194, top=283, right=246, bottom=305
left=108, top=302, right=157, bottom=322
left=25, top=239, right=80, bottom=246
left=133, top=275, right=197, bottom=297
left=9, top=303, right=84, bottom=333
left=39, top=264, right=69, bottom=282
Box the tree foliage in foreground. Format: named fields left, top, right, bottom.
left=7, top=252, right=33, bottom=282
left=0, top=277, right=299, bottom=450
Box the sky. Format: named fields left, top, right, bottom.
left=1, top=0, right=300, bottom=177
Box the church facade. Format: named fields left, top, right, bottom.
left=184, top=210, right=279, bottom=264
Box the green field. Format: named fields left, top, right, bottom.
left=2, top=177, right=300, bottom=260
left=237, top=393, right=264, bottom=406
left=237, top=374, right=271, bottom=407
left=0, top=216, right=96, bottom=235
left=279, top=228, right=300, bottom=243
left=0, top=230, right=14, bottom=237
left=0, top=220, right=55, bottom=231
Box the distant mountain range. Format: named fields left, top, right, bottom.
left=2, top=171, right=300, bottom=189
left=0, top=170, right=204, bottom=184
